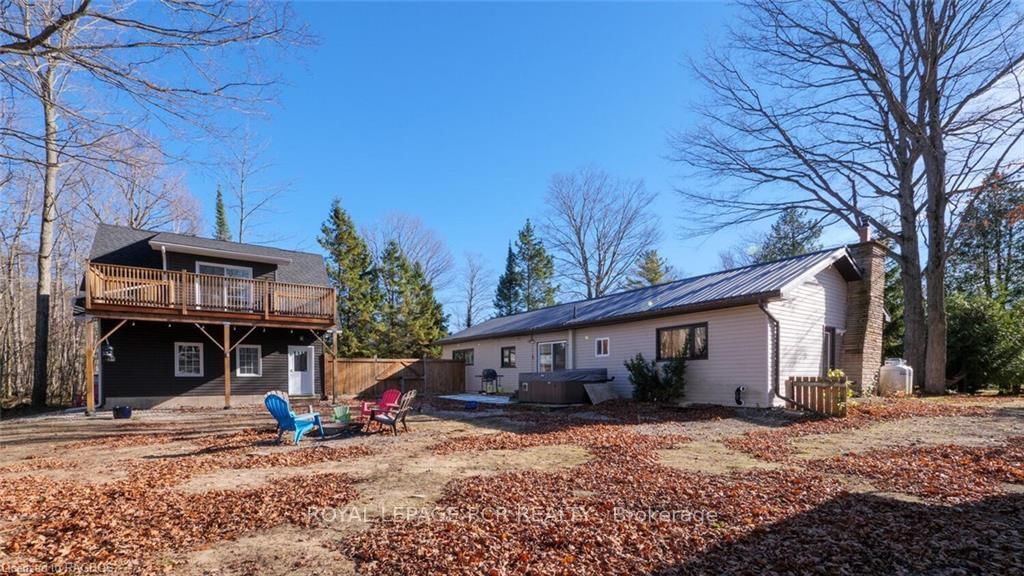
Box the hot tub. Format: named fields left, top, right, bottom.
left=517, top=369, right=613, bottom=404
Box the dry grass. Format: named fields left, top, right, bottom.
left=0, top=396, right=1021, bottom=575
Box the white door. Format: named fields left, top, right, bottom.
left=288, top=345, right=315, bottom=395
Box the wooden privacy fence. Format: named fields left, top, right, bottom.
left=324, top=358, right=465, bottom=399
left=785, top=377, right=849, bottom=417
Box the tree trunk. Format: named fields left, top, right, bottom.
left=31, top=62, right=59, bottom=409
left=923, top=158, right=948, bottom=395
left=920, top=5, right=948, bottom=396
left=894, top=138, right=927, bottom=389
left=898, top=235, right=927, bottom=388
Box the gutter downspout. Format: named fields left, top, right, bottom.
left=567, top=329, right=575, bottom=369
left=759, top=302, right=814, bottom=412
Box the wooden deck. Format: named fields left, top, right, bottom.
left=84, top=262, right=336, bottom=328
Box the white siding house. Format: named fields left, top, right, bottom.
left=439, top=242, right=885, bottom=408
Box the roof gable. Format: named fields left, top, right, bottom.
left=439, top=247, right=859, bottom=344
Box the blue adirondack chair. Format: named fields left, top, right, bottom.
left=264, top=392, right=324, bottom=444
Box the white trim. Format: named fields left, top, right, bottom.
left=595, top=337, right=610, bottom=357
left=287, top=345, right=315, bottom=395
left=195, top=260, right=254, bottom=277
left=174, top=341, right=204, bottom=377
left=149, top=240, right=292, bottom=265
left=195, top=261, right=254, bottom=308
left=536, top=340, right=568, bottom=372
left=235, top=344, right=262, bottom=377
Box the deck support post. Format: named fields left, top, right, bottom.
left=84, top=319, right=95, bottom=416
left=84, top=319, right=127, bottom=416
left=331, top=331, right=338, bottom=404
left=223, top=323, right=231, bottom=409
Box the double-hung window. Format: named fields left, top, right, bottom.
left=175, top=342, right=204, bottom=377
left=236, top=344, right=262, bottom=377
left=656, top=323, right=708, bottom=361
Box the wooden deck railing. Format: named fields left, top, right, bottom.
left=85, top=262, right=336, bottom=323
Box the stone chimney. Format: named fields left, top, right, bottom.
left=841, top=237, right=886, bottom=395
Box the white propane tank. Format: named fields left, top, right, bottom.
left=878, top=358, right=913, bottom=396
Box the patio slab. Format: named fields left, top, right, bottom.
left=437, top=393, right=514, bottom=405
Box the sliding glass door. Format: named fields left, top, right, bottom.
left=537, top=341, right=567, bottom=372
left=196, top=263, right=253, bottom=309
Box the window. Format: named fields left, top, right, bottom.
left=195, top=262, right=253, bottom=309
left=501, top=346, right=516, bottom=368
left=656, top=323, right=708, bottom=361
left=595, top=338, right=610, bottom=357
left=175, top=342, right=204, bottom=377
left=537, top=341, right=567, bottom=372
left=236, top=344, right=262, bottom=377
left=452, top=349, right=474, bottom=365
left=292, top=347, right=308, bottom=372
left=822, top=326, right=838, bottom=375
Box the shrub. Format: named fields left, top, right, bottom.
left=946, top=293, right=1024, bottom=394
left=625, top=353, right=686, bottom=403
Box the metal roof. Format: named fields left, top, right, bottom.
left=89, top=223, right=330, bottom=286
left=438, top=247, right=860, bottom=345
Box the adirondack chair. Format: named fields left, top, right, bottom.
left=372, top=389, right=417, bottom=435
left=263, top=391, right=324, bottom=445
left=359, top=388, right=401, bottom=421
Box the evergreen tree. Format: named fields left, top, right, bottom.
left=318, top=199, right=381, bottom=357
left=406, top=261, right=448, bottom=357
left=213, top=185, right=232, bottom=241
left=948, top=174, right=1024, bottom=304
left=625, top=249, right=675, bottom=288
left=377, top=241, right=447, bottom=357
left=883, top=257, right=905, bottom=360
left=752, top=208, right=823, bottom=263
left=377, top=241, right=408, bottom=357
left=493, top=243, right=522, bottom=317
left=515, top=219, right=557, bottom=310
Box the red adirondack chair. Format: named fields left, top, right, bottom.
left=360, top=388, right=401, bottom=424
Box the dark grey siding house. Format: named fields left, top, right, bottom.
left=80, top=224, right=337, bottom=410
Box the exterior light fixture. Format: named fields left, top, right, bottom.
left=101, top=342, right=116, bottom=362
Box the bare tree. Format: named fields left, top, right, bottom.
left=365, top=212, right=455, bottom=291
left=455, top=252, right=492, bottom=329
left=0, top=175, right=31, bottom=401
left=673, top=0, right=1024, bottom=393
left=0, top=0, right=303, bottom=407
left=542, top=168, right=659, bottom=298
left=79, top=135, right=202, bottom=234
left=223, top=127, right=288, bottom=243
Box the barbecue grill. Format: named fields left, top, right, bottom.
left=477, top=368, right=504, bottom=394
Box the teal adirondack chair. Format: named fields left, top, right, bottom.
left=264, top=392, right=324, bottom=445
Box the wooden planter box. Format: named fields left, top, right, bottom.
left=786, top=377, right=849, bottom=417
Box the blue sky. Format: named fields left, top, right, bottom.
left=186, top=1, right=854, bottom=308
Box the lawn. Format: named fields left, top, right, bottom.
left=0, top=396, right=1022, bottom=575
